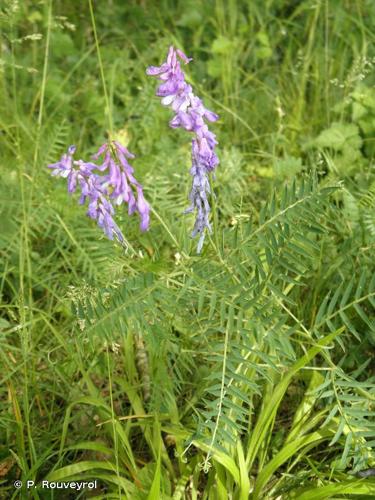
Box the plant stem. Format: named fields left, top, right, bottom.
left=88, top=0, right=114, bottom=137
left=209, top=172, right=221, bottom=256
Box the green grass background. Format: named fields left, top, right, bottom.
left=1, top=0, right=375, bottom=498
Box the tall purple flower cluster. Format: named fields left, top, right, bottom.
left=48, top=141, right=150, bottom=243
left=146, top=46, right=219, bottom=253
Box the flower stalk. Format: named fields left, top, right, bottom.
left=147, top=46, right=219, bottom=253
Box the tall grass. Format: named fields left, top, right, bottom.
left=1, top=0, right=375, bottom=498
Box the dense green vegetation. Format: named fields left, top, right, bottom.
left=1, top=0, right=375, bottom=498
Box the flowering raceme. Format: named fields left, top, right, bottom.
left=48, top=141, right=150, bottom=242
left=146, top=46, right=219, bottom=253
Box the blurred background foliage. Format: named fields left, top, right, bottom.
left=0, top=0, right=375, bottom=498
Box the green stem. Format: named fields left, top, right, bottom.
left=151, top=207, right=184, bottom=253
left=209, top=173, right=221, bottom=256
left=88, top=0, right=113, bottom=137
left=202, top=309, right=230, bottom=472
left=106, top=345, right=122, bottom=498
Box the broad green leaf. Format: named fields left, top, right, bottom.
left=253, top=430, right=332, bottom=499
left=288, top=478, right=375, bottom=499
left=245, top=329, right=343, bottom=470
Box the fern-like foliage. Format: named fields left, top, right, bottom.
left=75, top=173, right=375, bottom=473
left=43, top=120, right=70, bottom=166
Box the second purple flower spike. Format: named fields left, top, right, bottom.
left=48, top=141, right=150, bottom=244
left=147, top=46, right=219, bottom=253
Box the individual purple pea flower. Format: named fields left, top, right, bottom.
left=48, top=141, right=150, bottom=243
left=147, top=46, right=219, bottom=253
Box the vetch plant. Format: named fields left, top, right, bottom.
left=48, top=141, right=150, bottom=243
left=4, top=1, right=375, bottom=498
left=147, top=46, right=219, bottom=253
left=47, top=0, right=150, bottom=248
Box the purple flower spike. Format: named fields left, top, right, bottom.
left=147, top=46, right=219, bottom=253
left=48, top=141, right=150, bottom=243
